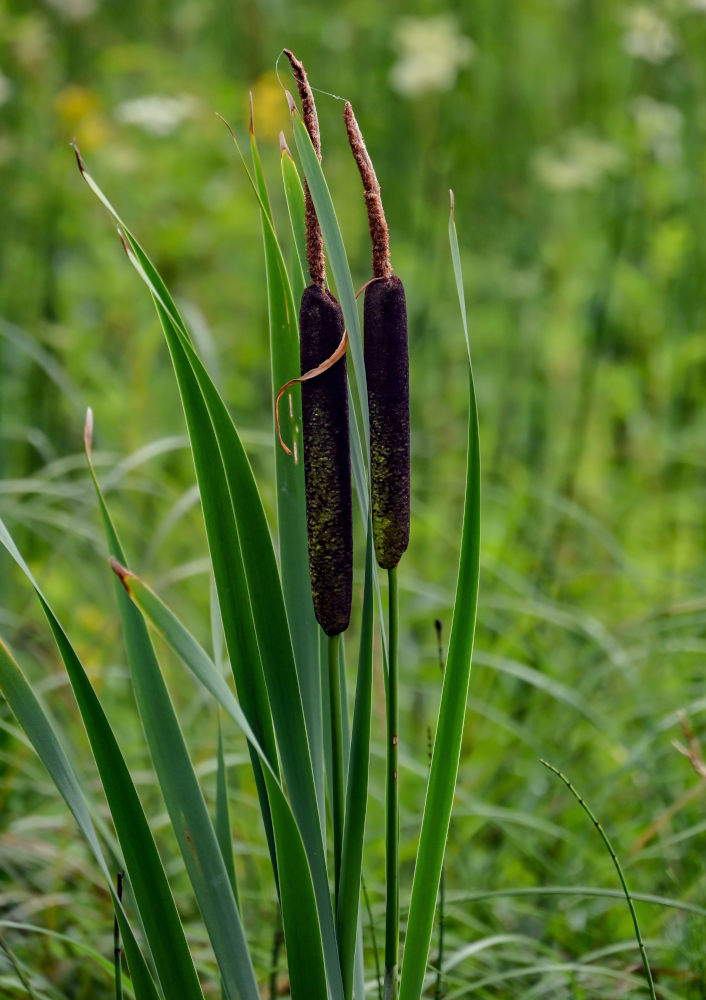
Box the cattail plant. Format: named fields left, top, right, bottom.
left=284, top=50, right=352, bottom=913
left=285, top=50, right=353, bottom=641
left=0, top=56, right=483, bottom=1000
left=344, top=102, right=410, bottom=572
left=345, top=101, right=410, bottom=1000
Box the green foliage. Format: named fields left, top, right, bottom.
left=2, top=4, right=706, bottom=997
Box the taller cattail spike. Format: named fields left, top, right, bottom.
left=284, top=49, right=325, bottom=286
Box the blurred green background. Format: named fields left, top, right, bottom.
left=2, top=0, right=706, bottom=996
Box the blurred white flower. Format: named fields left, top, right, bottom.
left=631, top=95, right=683, bottom=162
left=622, top=6, right=676, bottom=62
left=44, top=0, right=98, bottom=20
left=682, top=0, right=706, bottom=10
left=0, top=70, right=13, bottom=107
left=390, top=16, right=475, bottom=98
left=533, top=130, right=626, bottom=191
left=114, top=94, right=201, bottom=137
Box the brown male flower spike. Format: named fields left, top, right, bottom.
left=284, top=50, right=352, bottom=636
left=345, top=102, right=410, bottom=569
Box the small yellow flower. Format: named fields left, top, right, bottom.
left=250, top=71, right=288, bottom=143
left=55, top=85, right=108, bottom=151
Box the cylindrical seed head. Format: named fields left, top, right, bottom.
left=300, top=284, right=353, bottom=635
left=364, top=274, right=410, bottom=569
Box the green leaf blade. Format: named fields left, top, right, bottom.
left=398, top=204, right=481, bottom=1000
left=250, top=124, right=325, bottom=841
left=0, top=519, right=204, bottom=1000
left=0, top=638, right=161, bottom=1000
left=89, top=476, right=261, bottom=1000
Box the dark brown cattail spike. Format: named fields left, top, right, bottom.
left=300, top=284, right=353, bottom=636
left=364, top=276, right=410, bottom=568
left=283, top=49, right=325, bottom=287
left=345, top=102, right=410, bottom=568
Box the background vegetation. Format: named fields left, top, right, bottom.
left=1, top=0, right=706, bottom=995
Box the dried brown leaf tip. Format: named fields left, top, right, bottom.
left=109, top=556, right=135, bottom=595
left=345, top=102, right=410, bottom=568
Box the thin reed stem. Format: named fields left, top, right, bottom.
left=362, top=875, right=383, bottom=1000
left=328, top=632, right=345, bottom=908
left=113, top=871, right=124, bottom=1000
left=434, top=618, right=445, bottom=1000
left=0, top=932, right=40, bottom=1000
left=384, top=566, right=399, bottom=1000
left=541, top=760, right=656, bottom=1000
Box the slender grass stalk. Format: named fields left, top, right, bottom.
left=433, top=618, right=445, bottom=1000
left=0, top=931, right=40, bottom=1000
left=269, top=910, right=284, bottom=1000
left=540, top=759, right=657, bottom=1000
left=328, top=632, right=345, bottom=907
left=362, top=876, right=383, bottom=1000
left=113, top=871, right=124, bottom=1000
left=385, top=565, right=400, bottom=1000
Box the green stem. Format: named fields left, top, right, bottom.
left=362, top=875, right=383, bottom=1000
left=114, top=872, right=124, bottom=1000
left=384, top=567, right=399, bottom=1000
left=541, top=760, right=656, bottom=1000
left=328, top=632, right=345, bottom=908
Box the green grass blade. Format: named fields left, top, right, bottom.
left=398, top=198, right=481, bottom=1000
left=75, top=166, right=281, bottom=858
left=0, top=519, right=205, bottom=1000
left=216, top=716, right=239, bottom=908
left=87, top=469, right=260, bottom=1000
left=264, top=766, right=329, bottom=1000
left=250, top=124, right=325, bottom=841
left=113, top=565, right=273, bottom=760
left=114, top=563, right=330, bottom=1000
left=0, top=639, right=161, bottom=1000
left=280, top=141, right=307, bottom=300
left=150, top=295, right=343, bottom=1000
left=338, top=528, right=375, bottom=1000
left=540, top=759, right=657, bottom=1000
left=0, top=920, right=134, bottom=989
left=71, top=143, right=190, bottom=343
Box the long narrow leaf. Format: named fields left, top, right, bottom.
left=0, top=519, right=205, bottom=1000
left=87, top=467, right=261, bottom=1000
left=0, top=639, right=161, bottom=1000
left=113, top=561, right=330, bottom=1000
left=250, top=123, right=325, bottom=840
left=77, top=152, right=343, bottom=1000
left=398, top=198, right=481, bottom=1000
left=280, top=141, right=307, bottom=301
left=73, top=160, right=281, bottom=839
left=215, top=716, right=239, bottom=908
left=150, top=293, right=343, bottom=1000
